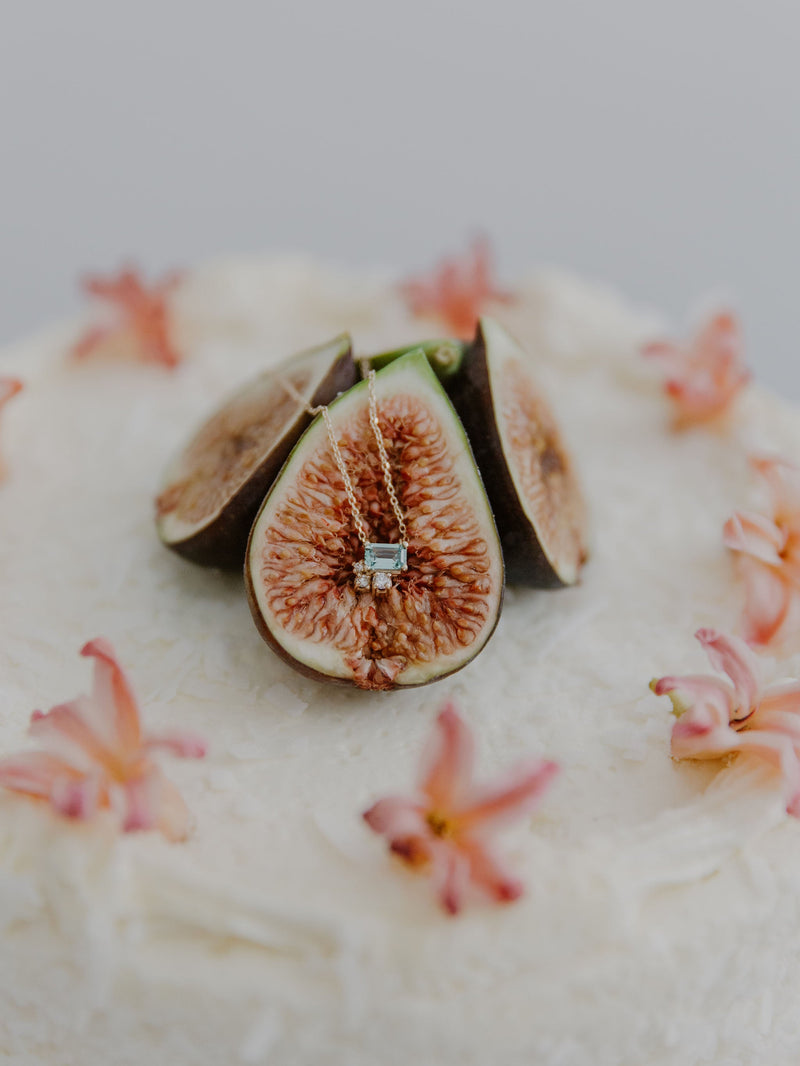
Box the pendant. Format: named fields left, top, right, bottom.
left=353, top=543, right=408, bottom=593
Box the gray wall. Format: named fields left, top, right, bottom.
left=1, top=0, right=798, bottom=393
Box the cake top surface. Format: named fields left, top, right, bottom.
left=3, top=256, right=800, bottom=1065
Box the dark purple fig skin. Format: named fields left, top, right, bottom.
left=447, top=320, right=586, bottom=588
left=156, top=337, right=356, bottom=571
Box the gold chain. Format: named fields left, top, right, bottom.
left=365, top=370, right=408, bottom=545
left=317, top=404, right=370, bottom=548
left=278, top=370, right=407, bottom=549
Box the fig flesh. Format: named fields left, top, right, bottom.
left=364, top=339, right=466, bottom=382
left=155, top=334, right=356, bottom=569
left=245, top=350, right=504, bottom=690
left=448, top=317, right=588, bottom=587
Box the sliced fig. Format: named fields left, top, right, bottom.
left=364, top=339, right=466, bottom=382
left=245, top=349, right=504, bottom=691
left=448, top=317, right=588, bottom=587
left=156, top=334, right=356, bottom=569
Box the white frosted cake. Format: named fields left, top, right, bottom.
left=3, top=255, right=800, bottom=1065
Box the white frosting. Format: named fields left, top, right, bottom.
left=2, top=258, right=800, bottom=1065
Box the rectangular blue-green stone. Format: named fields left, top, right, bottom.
left=364, top=542, right=407, bottom=572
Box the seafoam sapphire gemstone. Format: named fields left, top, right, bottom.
left=364, top=543, right=407, bottom=572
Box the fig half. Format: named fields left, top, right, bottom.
left=155, top=334, right=356, bottom=569
left=449, top=317, right=588, bottom=587
left=245, top=349, right=504, bottom=690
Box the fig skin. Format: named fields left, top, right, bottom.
left=363, top=339, right=466, bottom=382
left=448, top=318, right=588, bottom=588
left=156, top=335, right=356, bottom=570
left=245, top=350, right=504, bottom=691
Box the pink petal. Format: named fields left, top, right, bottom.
left=463, top=839, right=525, bottom=904
left=455, top=759, right=559, bottom=833
left=695, top=629, right=759, bottom=713
left=0, top=377, right=23, bottom=408
left=0, top=751, right=78, bottom=797
left=756, top=681, right=800, bottom=717
left=781, top=533, right=800, bottom=583
left=753, top=708, right=800, bottom=740
left=670, top=704, right=740, bottom=760
left=363, top=796, right=428, bottom=840
left=81, top=638, right=142, bottom=754
left=651, top=674, right=735, bottom=720
left=723, top=511, right=786, bottom=565
left=666, top=371, right=746, bottom=428
left=430, top=842, right=470, bottom=916
left=733, top=729, right=800, bottom=805
left=120, top=774, right=158, bottom=833
left=121, top=766, right=192, bottom=839
left=71, top=324, right=113, bottom=361
left=0, top=752, right=103, bottom=822
left=738, top=557, right=793, bottom=647
left=29, top=700, right=115, bottom=771
left=697, top=310, right=741, bottom=361
left=144, top=731, right=207, bottom=759
left=641, top=339, right=690, bottom=375
left=50, top=774, right=102, bottom=820
left=419, top=704, right=475, bottom=811
left=751, top=454, right=800, bottom=522
left=155, top=774, right=194, bottom=842
left=85, top=269, right=144, bottom=303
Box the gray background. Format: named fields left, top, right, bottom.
left=1, top=0, right=798, bottom=393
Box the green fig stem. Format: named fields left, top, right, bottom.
left=362, top=339, right=466, bottom=382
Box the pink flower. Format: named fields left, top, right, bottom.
left=652, top=628, right=800, bottom=814
left=723, top=455, right=800, bottom=648
left=399, top=236, right=513, bottom=339
left=0, top=639, right=206, bottom=840
left=0, top=377, right=23, bottom=479
left=363, top=703, right=558, bottom=915
left=642, top=310, right=750, bottom=430
left=71, top=267, right=184, bottom=369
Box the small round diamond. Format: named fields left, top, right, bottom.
left=372, top=572, right=392, bottom=593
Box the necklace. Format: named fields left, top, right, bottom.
left=281, top=367, right=409, bottom=594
